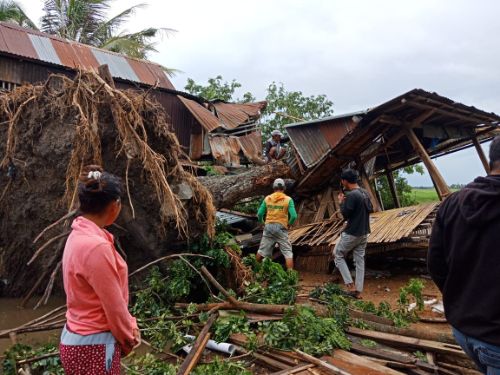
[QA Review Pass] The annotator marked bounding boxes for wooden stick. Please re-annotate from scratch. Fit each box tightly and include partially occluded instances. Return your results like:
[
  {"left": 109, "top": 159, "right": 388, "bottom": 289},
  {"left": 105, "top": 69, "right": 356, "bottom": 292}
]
[
  {"left": 129, "top": 253, "right": 212, "bottom": 277},
  {"left": 294, "top": 350, "right": 351, "bottom": 375},
  {"left": 176, "top": 313, "right": 217, "bottom": 375},
  {"left": 0, "top": 305, "right": 66, "bottom": 337},
  {"left": 175, "top": 301, "right": 291, "bottom": 315},
  {"left": 200, "top": 266, "right": 238, "bottom": 304},
  {"left": 27, "top": 231, "right": 71, "bottom": 266},
  {"left": 0, "top": 323, "right": 65, "bottom": 338},
  {"left": 270, "top": 364, "right": 315, "bottom": 375},
  {"left": 233, "top": 344, "right": 291, "bottom": 371},
  {"left": 33, "top": 210, "right": 77, "bottom": 243},
  {"left": 17, "top": 351, "right": 60, "bottom": 365}
]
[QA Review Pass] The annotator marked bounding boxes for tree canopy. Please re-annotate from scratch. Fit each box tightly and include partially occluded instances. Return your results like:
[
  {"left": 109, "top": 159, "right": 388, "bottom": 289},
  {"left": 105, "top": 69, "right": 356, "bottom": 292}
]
[{"left": 0, "top": 0, "right": 171, "bottom": 60}]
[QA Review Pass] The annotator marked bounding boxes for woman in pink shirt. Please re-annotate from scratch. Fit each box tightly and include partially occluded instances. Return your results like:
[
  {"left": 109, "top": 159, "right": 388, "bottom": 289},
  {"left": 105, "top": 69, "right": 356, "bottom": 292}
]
[{"left": 60, "top": 165, "right": 139, "bottom": 375}]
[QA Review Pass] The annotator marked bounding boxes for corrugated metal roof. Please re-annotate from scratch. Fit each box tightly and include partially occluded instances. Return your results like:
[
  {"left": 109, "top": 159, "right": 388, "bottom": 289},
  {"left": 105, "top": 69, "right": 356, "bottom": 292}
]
[
  {"left": 92, "top": 48, "right": 139, "bottom": 82},
  {"left": 178, "top": 96, "right": 222, "bottom": 132},
  {"left": 28, "top": 34, "right": 61, "bottom": 65},
  {"left": 286, "top": 125, "right": 331, "bottom": 167},
  {"left": 0, "top": 22, "right": 174, "bottom": 90},
  {"left": 208, "top": 136, "right": 241, "bottom": 166},
  {"left": 212, "top": 101, "right": 267, "bottom": 130},
  {"left": 216, "top": 211, "right": 247, "bottom": 225},
  {"left": 238, "top": 131, "right": 263, "bottom": 163}
]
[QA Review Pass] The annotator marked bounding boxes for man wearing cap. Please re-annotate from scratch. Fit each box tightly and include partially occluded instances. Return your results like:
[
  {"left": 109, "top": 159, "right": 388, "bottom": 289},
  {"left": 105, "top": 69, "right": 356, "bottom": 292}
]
[
  {"left": 334, "top": 169, "right": 373, "bottom": 299},
  {"left": 264, "top": 130, "right": 288, "bottom": 162},
  {"left": 256, "top": 178, "right": 297, "bottom": 270}
]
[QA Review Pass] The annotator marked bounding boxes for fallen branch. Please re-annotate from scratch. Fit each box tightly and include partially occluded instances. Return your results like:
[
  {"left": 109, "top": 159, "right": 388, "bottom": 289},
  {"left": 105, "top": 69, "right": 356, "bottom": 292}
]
[
  {"left": 129, "top": 253, "right": 213, "bottom": 277},
  {"left": 176, "top": 313, "right": 218, "bottom": 375}
]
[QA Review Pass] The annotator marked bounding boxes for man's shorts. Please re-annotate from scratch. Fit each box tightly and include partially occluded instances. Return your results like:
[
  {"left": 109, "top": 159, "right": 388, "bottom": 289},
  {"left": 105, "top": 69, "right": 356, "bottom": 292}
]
[{"left": 257, "top": 223, "right": 293, "bottom": 259}]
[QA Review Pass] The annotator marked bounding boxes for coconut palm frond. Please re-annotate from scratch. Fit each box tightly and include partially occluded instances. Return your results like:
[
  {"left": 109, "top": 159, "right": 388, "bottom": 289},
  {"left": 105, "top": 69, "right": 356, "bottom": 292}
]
[{"left": 0, "top": 0, "right": 37, "bottom": 29}]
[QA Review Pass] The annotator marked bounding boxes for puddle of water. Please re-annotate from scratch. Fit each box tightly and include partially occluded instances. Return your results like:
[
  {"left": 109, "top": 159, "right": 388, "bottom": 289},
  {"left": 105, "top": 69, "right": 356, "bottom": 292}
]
[{"left": 0, "top": 297, "right": 65, "bottom": 354}]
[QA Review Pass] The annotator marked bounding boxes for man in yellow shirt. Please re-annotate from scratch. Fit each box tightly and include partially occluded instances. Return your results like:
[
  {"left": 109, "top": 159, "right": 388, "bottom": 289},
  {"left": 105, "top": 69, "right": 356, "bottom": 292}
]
[{"left": 256, "top": 178, "right": 298, "bottom": 270}]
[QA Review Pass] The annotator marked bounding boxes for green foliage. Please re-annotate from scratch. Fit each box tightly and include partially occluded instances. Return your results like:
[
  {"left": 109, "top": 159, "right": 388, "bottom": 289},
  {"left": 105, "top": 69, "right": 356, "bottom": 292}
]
[
  {"left": 125, "top": 353, "right": 177, "bottom": 375},
  {"left": 360, "top": 339, "right": 378, "bottom": 349},
  {"left": 191, "top": 358, "right": 252, "bottom": 375},
  {"left": 413, "top": 351, "right": 428, "bottom": 362},
  {"left": 2, "top": 343, "right": 62, "bottom": 375},
  {"left": 185, "top": 75, "right": 255, "bottom": 102},
  {"left": 233, "top": 196, "right": 263, "bottom": 215},
  {"left": 263, "top": 306, "right": 350, "bottom": 355},
  {"left": 376, "top": 165, "right": 425, "bottom": 209},
  {"left": 0, "top": 0, "right": 37, "bottom": 28},
  {"left": 212, "top": 312, "right": 255, "bottom": 344},
  {"left": 243, "top": 256, "right": 298, "bottom": 304},
  {"left": 261, "top": 82, "right": 334, "bottom": 139},
  {"left": 351, "top": 278, "right": 425, "bottom": 328}
]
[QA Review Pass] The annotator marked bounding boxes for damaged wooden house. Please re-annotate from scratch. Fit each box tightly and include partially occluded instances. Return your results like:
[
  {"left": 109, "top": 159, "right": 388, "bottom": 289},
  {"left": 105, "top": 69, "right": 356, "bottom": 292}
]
[
  {"left": 284, "top": 89, "right": 500, "bottom": 272},
  {"left": 0, "top": 21, "right": 266, "bottom": 170}
]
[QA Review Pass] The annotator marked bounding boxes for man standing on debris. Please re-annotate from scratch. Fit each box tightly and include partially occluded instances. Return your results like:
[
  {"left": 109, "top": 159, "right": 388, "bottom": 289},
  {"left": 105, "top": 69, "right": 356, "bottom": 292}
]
[
  {"left": 256, "top": 178, "right": 297, "bottom": 270},
  {"left": 334, "top": 169, "right": 373, "bottom": 299},
  {"left": 264, "top": 130, "right": 288, "bottom": 162},
  {"left": 428, "top": 135, "right": 500, "bottom": 374}
]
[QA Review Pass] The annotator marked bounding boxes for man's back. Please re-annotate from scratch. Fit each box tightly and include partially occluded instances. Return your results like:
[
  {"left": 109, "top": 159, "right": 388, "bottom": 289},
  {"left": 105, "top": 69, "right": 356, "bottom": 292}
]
[
  {"left": 428, "top": 175, "right": 500, "bottom": 345},
  {"left": 340, "top": 188, "right": 371, "bottom": 236}
]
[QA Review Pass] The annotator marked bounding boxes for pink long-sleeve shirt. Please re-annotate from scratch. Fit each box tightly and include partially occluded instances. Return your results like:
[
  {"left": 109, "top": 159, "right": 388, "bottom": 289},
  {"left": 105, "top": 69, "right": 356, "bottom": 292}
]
[{"left": 62, "top": 216, "right": 137, "bottom": 353}]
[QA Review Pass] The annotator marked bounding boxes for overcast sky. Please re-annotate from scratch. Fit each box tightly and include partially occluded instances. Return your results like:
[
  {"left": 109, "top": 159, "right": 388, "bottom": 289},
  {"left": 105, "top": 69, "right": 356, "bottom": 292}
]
[{"left": 18, "top": 0, "right": 499, "bottom": 185}]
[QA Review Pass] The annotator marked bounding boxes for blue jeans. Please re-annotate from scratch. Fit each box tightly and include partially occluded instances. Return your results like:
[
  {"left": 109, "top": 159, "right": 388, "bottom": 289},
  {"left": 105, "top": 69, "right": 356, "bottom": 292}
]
[{"left": 453, "top": 327, "right": 500, "bottom": 374}]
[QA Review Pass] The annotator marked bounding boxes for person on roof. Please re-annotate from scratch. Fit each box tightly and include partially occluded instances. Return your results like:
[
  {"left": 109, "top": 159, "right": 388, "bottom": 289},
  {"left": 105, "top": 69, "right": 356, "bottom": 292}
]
[
  {"left": 256, "top": 178, "right": 297, "bottom": 270},
  {"left": 264, "top": 130, "right": 289, "bottom": 162},
  {"left": 333, "top": 169, "right": 373, "bottom": 299},
  {"left": 428, "top": 136, "right": 500, "bottom": 374}
]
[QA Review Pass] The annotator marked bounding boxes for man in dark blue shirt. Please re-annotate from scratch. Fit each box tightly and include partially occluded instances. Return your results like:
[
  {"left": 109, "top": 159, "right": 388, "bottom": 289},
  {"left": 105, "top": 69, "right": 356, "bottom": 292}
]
[{"left": 334, "top": 169, "right": 372, "bottom": 299}]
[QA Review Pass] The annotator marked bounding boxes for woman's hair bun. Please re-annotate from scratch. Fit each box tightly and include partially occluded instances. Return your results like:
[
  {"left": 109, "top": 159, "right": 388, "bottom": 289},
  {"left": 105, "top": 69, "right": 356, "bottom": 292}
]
[{"left": 80, "top": 164, "right": 105, "bottom": 193}]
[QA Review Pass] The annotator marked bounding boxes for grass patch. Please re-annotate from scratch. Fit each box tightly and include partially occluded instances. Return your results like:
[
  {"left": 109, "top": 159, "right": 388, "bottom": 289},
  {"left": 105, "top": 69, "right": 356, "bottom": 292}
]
[{"left": 410, "top": 188, "right": 459, "bottom": 204}]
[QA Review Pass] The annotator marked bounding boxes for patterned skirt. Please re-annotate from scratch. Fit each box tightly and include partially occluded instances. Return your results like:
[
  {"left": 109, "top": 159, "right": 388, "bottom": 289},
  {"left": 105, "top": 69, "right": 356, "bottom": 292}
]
[{"left": 59, "top": 326, "right": 121, "bottom": 375}]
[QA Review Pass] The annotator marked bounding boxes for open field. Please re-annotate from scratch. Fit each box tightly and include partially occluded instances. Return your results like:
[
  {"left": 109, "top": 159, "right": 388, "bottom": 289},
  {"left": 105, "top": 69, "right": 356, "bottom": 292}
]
[{"left": 411, "top": 188, "right": 440, "bottom": 203}]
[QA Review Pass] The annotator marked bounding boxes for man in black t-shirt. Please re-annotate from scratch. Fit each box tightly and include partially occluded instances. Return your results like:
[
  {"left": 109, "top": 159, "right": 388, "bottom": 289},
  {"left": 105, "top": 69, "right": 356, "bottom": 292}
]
[{"left": 333, "top": 169, "right": 372, "bottom": 299}]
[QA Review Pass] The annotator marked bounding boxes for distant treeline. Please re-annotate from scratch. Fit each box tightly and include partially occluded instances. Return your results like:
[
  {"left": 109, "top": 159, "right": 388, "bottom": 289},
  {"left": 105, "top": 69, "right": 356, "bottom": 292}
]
[{"left": 412, "top": 184, "right": 465, "bottom": 190}]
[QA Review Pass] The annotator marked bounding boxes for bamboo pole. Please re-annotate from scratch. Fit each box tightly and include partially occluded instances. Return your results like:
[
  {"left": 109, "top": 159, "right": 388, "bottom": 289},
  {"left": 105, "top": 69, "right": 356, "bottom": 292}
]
[{"left": 472, "top": 136, "right": 490, "bottom": 174}]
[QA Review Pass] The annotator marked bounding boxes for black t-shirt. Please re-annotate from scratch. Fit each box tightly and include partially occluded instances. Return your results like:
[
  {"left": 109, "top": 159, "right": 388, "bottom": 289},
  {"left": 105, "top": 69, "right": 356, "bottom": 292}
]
[{"left": 340, "top": 188, "right": 371, "bottom": 236}]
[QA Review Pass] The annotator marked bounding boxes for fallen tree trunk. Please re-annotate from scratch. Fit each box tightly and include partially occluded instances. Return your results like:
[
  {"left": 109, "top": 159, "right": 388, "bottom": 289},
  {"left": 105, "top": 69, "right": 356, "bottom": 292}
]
[{"left": 199, "top": 161, "right": 292, "bottom": 209}]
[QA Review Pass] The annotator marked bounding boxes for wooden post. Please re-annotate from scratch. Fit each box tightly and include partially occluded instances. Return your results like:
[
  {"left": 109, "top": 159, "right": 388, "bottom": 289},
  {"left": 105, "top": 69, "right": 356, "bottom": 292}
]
[
  {"left": 386, "top": 169, "right": 401, "bottom": 208},
  {"left": 472, "top": 136, "right": 490, "bottom": 174},
  {"left": 357, "top": 161, "right": 382, "bottom": 212},
  {"left": 429, "top": 175, "right": 442, "bottom": 201},
  {"left": 404, "top": 127, "right": 451, "bottom": 199}
]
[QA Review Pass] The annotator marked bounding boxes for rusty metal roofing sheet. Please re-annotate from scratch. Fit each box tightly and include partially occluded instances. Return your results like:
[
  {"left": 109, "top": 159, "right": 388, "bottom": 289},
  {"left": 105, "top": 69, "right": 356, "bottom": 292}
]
[
  {"left": 28, "top": 34, "right": 61, "bottom": 65},
  {"left": 208, "top": 136, "right": 241, "bottom": 166},
  {"left": 286, "top": 124, "right": 331, "bottom": 167},
  {"left": 0, "top": 23, "right": 37, "bottom": 59},
  {"left": 238, "top": 131, "right": 263, "bottom": 163},
  {"left": 92, "top": 48, "right": 139, "bottom": 82},
  {"left": 0, "top": 22, "right": 174, "bottom": 89},
  {"left": 178, "top": 96, "right": 221, "bottom": 132},
  {"left": 212, "top": 101, "right": 267, "bottom": 130}
]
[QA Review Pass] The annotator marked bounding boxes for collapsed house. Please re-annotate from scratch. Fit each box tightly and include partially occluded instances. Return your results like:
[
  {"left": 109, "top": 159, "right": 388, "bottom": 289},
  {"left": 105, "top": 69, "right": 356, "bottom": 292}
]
[
  {"left": 284, "top": 89, "right": 500, "bottom": 272},
  {"left": 0, "top": 22, "right": 266, "bottom": 168}
]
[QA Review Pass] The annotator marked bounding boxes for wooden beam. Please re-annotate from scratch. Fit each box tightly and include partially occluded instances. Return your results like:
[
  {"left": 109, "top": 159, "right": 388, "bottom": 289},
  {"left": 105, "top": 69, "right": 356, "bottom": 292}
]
[
  {"left": 403, "top": 127, "right": 451, "bottom": 199},
  {"left": 472, "top": 136, "right": 490, "bottom": 174},
  {"left": 386, "top": 170, "right": 400, "bottom": 208},
  {"left": 357, "top": 160, "right": 382, "bottom": 212}
]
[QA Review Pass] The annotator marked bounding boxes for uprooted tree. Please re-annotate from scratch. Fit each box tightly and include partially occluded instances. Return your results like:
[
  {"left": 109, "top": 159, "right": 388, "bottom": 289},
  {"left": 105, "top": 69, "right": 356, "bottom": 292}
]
[{"left": 0, "top": 70, "right": 288, "bottom": 298}]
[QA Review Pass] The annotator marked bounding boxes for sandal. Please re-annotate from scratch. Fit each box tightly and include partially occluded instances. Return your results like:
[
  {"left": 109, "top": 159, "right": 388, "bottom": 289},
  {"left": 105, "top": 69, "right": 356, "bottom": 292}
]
[{"left": 346, "top": 291, "right": 362, "bottom": 299}]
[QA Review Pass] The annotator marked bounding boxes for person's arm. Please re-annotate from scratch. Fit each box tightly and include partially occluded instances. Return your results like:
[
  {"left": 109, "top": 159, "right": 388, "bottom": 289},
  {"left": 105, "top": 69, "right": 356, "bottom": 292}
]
[
  {"left": 257, "top": 200, "right": 267, "bottom": 223},
  {"left": 85, "top": 244, "right": 138, "bottom": 355},
  {"left": 288, "top": 199, "right": 297, "bottom": 225},
  {"left": 340, "top": 192, "right": 356, "bottom": 219},
  {"left": 427, "top": 207, "right": 448, "bottom": 292}
]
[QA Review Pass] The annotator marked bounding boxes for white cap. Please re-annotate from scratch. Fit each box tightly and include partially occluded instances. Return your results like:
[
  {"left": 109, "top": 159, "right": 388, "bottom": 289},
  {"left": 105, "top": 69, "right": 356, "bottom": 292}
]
[
  {"left": 273, "top": 178, "right": 285, "bottom": 189},
  {"left": 271, "top": 130, "right": 284, "bottom": 137}
]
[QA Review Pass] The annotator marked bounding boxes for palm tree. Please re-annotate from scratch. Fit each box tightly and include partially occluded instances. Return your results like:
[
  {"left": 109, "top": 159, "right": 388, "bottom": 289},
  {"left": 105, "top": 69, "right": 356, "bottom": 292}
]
[
  {"left": 0, "top": 0, "right": 37, "bottom": 28},
  {"left": 0, "top": 0, "right": 173, "bottom": 60}
]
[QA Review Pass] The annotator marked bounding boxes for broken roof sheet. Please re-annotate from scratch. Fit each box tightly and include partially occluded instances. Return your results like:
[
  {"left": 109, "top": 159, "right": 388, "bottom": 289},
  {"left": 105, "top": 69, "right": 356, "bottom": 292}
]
[
  {"left": 178, "top": 97, "right": 267, "bottom": 133},
  {"left": 0, "top": 22, "right": 174, "bottom": 89}
]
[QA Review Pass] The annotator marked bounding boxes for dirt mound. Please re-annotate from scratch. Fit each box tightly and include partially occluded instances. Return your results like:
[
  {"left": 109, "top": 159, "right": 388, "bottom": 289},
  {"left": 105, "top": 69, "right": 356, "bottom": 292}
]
[{"left": 0, "top": 71, "right": 215, "bottom": 298}]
